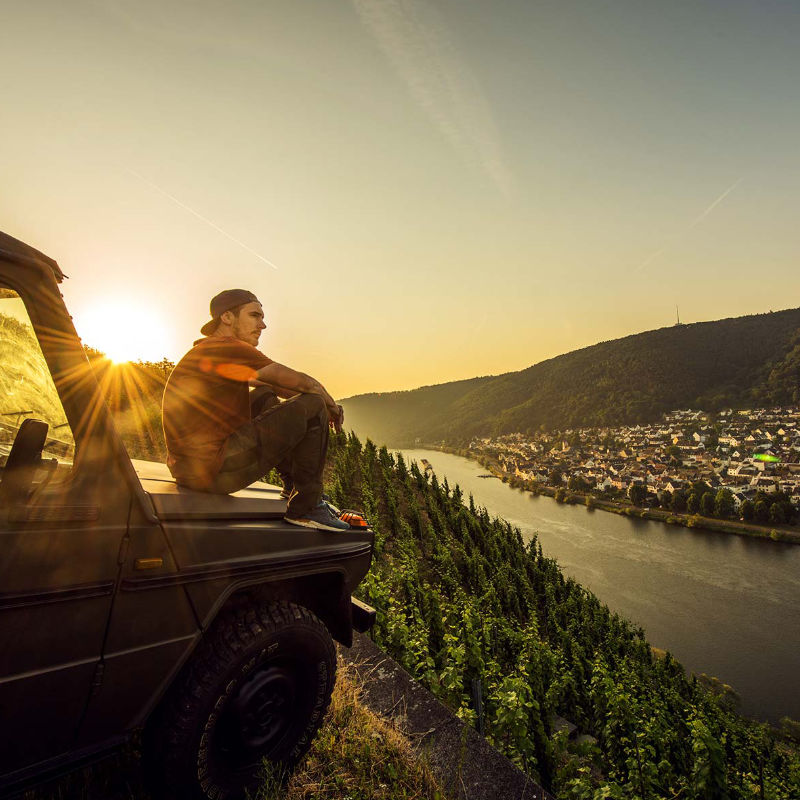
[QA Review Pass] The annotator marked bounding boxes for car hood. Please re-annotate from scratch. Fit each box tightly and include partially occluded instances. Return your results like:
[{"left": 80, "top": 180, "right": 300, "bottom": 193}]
[{"left": 131, "top": 459, "right": 287, "bottom": 521}]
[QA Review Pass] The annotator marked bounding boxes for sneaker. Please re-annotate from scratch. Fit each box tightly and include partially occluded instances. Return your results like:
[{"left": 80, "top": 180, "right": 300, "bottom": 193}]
[
  {"left": 322, "top": 497, "right": 341, "bottom": 516},
  {"left": 285, "top": 501, "right": 351, "bottom": 532}
]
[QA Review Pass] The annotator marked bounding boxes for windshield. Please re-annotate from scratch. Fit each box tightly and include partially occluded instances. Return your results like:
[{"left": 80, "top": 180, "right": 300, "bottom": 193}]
[{"left": 0, "top": 289, "right": 74, "bottom": 468}]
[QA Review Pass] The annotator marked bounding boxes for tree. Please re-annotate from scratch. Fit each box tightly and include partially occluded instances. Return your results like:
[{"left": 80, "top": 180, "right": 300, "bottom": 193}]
[
  {"left": 691, "top": 480, "right": 713, "bottom": 498},
  {"left": 567, "top": 474, "right": 588, "bottom": 492},
  {"left": 666, "top": 445, "right": 683, "bottom": 465},
  {"left": 714, "top": 488, "right": 735, "bottom": 519},
  {"left": 754, "top": 500, "right": 769, "bottom": 523},
  {"left": 687, "top": 493, "right": 700, "bottom": 514},
  {"left": 628, "top": 484, "right": 647, "bottom": 507},
  {"left": 689, "top": 717, "right": 729, "bottom": 800},
  {"left": 658, "top": 489, "right": 672, "bottom": 509},
  {"left": 700, "top": 492, "right": 715, "bottom": 517},
  {"left": 770, "top": 502, "right": 787, "bottom": 525},
  {"left": 767, "top": 491, "right": 795, "bottom": 524},
  {"left": 672, "top": 490, "right": 688, "bottom": 513},
  {"left": 548, "top": 468, "right": 563, "bottom": 487},
  {"left": 740, "top": 499, "right": 754, "bottom": 521}
]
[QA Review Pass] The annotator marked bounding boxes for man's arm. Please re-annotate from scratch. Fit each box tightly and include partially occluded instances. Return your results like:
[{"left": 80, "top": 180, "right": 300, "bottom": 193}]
[{"left": 255, "top": 362, "right": 343, "bottom": 430}]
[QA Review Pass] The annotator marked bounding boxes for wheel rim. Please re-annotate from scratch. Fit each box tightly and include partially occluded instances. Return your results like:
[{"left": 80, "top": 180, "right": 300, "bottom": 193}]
[{"left": 216, "top": 663, "right": 299, "bottom": 769}]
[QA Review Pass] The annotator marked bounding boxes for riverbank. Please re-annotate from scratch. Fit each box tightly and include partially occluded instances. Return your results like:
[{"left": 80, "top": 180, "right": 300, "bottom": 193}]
[{"left": 429, "top": 445, "right": 800, "bottom": 545}]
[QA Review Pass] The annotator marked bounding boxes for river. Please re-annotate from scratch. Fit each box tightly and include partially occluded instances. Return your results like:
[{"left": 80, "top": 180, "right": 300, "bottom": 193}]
[{"left": 398, "top": 448, "right": 800, "bottom": 725}]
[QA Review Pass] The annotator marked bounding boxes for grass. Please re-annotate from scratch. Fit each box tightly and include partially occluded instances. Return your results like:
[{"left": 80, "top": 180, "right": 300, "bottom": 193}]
[
  {"left": 23, "top": 660, "right": 449, "bottom": 800},
  {"left": 255, "top": 661, "right": 448, "bottom": 800}
]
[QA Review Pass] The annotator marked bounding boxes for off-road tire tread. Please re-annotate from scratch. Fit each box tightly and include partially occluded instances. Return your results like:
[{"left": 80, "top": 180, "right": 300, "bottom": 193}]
[{"left": 146, "top": 600, "right": 336, "bottom": 799}]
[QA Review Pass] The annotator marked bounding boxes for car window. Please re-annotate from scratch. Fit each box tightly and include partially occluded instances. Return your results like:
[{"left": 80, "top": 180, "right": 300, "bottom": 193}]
[{"left": 0, "top": 287, "right": 74, "bottom": 478}]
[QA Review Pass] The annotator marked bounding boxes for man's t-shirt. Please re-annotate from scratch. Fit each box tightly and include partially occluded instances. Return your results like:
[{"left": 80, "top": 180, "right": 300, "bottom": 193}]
[{"left": 162, "top": 337, "right": 273, "bottom": 488}]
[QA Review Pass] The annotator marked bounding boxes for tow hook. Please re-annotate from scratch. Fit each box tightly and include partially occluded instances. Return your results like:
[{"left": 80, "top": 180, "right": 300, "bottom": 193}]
[{"left": 351, "top": 596, "right": 376, "bottom": 633}]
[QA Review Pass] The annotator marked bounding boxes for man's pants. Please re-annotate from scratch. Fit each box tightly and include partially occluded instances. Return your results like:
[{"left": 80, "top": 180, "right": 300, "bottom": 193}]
[
  {"left": 248, "top": 387, "right": 293, "bottom": 492},
  {"left": 207, "top": 391, "right": 328, "bottom": 518}
]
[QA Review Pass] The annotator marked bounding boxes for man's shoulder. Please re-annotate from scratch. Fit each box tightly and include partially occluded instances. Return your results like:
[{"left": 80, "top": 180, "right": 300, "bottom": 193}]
[{"left": 173, "top": 337, "right": 271, "bottom": 373}]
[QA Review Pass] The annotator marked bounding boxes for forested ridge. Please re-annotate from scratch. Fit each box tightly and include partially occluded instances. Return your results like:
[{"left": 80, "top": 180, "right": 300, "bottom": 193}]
[
  {"left": 340, "top": 308, "right": 800, "bottom": 447},
  {"left": 325, "top": 433, "right": 800, "bottom": 798}
]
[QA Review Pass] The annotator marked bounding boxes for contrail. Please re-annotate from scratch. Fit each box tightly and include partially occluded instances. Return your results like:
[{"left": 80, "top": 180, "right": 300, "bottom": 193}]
[
  {"left": 634, "top": 177, "right": 743, "bottom": 273},
  {"left": 688, "top": 177, "right": 743, "bottom": 229},
  {"left": 127, "top": 168, "right": 279, "bottom": 270},
  {"left": 351, "top": 0, "right": 513, "bottom": 197},
  {"left": 636, "top": 247, "right": 665, "bottom": 272}
]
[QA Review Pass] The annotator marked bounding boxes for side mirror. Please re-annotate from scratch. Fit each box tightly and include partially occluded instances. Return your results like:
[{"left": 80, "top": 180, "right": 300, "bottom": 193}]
[{"left": 0, "top": 418, "right": 48, "bottom": 509}]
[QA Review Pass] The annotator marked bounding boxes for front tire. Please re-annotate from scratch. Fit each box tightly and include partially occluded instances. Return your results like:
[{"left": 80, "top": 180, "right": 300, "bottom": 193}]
[{"left": 146, "top": 601, "right": 336, "bottom": 799}]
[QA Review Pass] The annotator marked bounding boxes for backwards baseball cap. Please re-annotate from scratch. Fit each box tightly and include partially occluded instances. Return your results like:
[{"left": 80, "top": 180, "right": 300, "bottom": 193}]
[{"left": 200, "top": 289, "right": 260, "bottom": 336}]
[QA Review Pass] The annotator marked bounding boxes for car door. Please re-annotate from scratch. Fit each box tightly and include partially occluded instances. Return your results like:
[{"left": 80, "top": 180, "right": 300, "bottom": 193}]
[{"left": 0, "top": 284, "right": 129, "bottom": 778}]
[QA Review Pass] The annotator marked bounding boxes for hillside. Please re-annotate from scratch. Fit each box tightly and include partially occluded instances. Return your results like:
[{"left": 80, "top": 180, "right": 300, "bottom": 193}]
[
  {"left": 326, "top": 434, "right": 800, "bottom": 797},
  {"left": 340, "top": 308, "right": 800, "bottom": 446}
]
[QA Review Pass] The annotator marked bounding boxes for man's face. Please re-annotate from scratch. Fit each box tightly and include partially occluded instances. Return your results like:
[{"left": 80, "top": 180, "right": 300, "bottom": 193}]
[{"left": 231, "top": 301, "right": 266, "bottom": 346}]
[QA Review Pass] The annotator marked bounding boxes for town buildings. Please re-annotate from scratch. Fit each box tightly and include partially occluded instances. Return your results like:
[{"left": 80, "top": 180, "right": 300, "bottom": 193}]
[{"left": 467, "top": 407, "right": 800, "bottom": 507}]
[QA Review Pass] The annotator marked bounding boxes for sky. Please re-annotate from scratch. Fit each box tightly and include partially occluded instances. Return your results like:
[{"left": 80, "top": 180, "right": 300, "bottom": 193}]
[{"left": 2, "top": 0, "right": 799, "bottom": 398}]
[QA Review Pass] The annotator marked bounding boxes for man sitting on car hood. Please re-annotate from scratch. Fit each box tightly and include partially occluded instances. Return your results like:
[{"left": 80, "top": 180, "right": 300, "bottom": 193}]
[{"left": 162, "top": 288, "right": 350, "bottom": 532}]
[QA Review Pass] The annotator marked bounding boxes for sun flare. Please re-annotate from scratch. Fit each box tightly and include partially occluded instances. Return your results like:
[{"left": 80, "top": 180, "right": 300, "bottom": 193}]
[{"left": 76, "top": 302, "right": 169, "bottom": 363}]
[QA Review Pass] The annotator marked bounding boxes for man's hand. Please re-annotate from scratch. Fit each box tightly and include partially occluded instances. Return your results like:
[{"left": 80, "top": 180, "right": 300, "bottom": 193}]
[
  {"left": 255, "top": 362, "right": 341, "bottom": 424},
  {"left": 329, "top": 404, "right": 344, "bottom": 434}
]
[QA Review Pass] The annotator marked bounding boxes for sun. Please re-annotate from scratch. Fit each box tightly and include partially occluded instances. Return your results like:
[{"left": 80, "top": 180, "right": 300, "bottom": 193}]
[{"left": 76, "top": 302, "right": 170, "bottom": 363}]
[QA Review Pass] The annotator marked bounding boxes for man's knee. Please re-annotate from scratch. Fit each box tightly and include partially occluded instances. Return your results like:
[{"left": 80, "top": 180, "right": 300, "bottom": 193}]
[{"left": 250, "top": 386, "right": 280, "bottom": 417}]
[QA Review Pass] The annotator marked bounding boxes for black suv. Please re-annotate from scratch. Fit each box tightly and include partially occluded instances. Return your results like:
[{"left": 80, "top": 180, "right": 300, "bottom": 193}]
[{"left": 0, "top": 231, "right": 375, "bottom": 798}]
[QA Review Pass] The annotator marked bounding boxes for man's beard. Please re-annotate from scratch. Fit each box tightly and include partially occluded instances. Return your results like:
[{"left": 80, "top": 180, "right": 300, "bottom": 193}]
[{"left": 233, "top": 320, "right": 257, "bottom": 344}]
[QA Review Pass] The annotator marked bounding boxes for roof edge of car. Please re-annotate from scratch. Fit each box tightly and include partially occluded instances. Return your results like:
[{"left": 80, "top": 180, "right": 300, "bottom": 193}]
[{"left": 0, "top": 230, "right": 65, "bottom": 283}]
